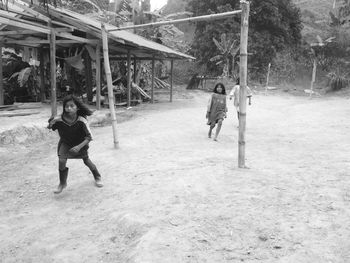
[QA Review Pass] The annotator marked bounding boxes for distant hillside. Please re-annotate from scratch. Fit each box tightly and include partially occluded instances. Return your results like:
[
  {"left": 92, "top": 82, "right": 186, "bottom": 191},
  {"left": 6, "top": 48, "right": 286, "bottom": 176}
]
[{"left": 294, "top": 0, "right": 334, "bottom": 43}]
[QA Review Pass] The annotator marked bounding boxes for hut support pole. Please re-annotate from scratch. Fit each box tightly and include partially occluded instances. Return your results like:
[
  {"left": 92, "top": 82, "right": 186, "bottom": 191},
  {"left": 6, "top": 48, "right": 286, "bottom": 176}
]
[
  {"left": 84, "top": 49, "right": 93, "bottom": 102},
  {"left": 39, "top": 47, "right": 46, "bottom": 102},
  {"left": 101, "top": 23, "right": 119, "bottom": 148},
  {"left": 49, "top": 22, "right": 57, "bottom": 116},
  {"left": 127, "top": 50, "right": 131, "bottom": 108},
  {"left": 0, "top": 42, "right": 3, "bottom": 105},
  {"left": 95, "top": 44, "right": 101, "bottom": 110},
  {"left": 151, "top": 55, "right": 155, "bottom": 104},
  {"left": 238, "top": 1, "right": 250, "bottom": 168},
  {"left": 170, "top": 60, "right": 174, "bottom": 102}
]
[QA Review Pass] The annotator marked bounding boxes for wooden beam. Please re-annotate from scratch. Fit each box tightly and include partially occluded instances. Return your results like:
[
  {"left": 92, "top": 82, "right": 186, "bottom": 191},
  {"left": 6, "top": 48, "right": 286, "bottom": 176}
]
[
  {"left": 0, "top": 30, "right": 41, "bottom": 36},
  {"left": 109, "top": 10, "right": 242, "bottom": 32},
  {"left": 127, "top": 50, "right": 131, "bottom": 108},
  {"left": 170, "top": 60, "right": 174, "bottom": 102},
  {"left": 0, "top": 10, "right": 50, "bottom": 32},
  {"left": 0, "top": 42, "right": 3, "bottom": 105},
  {"left": 3, "top": 39, "right": 87, "bottom": 44},
  {"left": 56, "top": 32, "right": 100, "bottom": 44},
  {"left": 49, "top": 22, "right": 57, "bottom": 116},
  {"left": 238, "top": 1, "right": 250, "bottom": 168},
  {"left": 95, "top": 44, "right": 101, "bottom": 110},
  {"left": 101, "top": 23, "right": 119, "bottom": 149},
  {"left": 0, "top": 17, "right": 50, "bottom": 34}
]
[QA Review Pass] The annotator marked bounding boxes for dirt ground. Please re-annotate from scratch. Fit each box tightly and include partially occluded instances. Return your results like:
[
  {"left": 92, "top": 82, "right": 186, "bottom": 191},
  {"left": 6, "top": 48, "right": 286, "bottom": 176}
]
[{"left": 1, "top": 86, "right": 350, "bottom": 263}]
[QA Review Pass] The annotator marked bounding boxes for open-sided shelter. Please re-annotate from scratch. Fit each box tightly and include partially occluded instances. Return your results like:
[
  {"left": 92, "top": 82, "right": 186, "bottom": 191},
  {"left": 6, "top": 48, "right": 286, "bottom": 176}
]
[{"left": 0, "top": 0, "right": 195, "bottom": 113}]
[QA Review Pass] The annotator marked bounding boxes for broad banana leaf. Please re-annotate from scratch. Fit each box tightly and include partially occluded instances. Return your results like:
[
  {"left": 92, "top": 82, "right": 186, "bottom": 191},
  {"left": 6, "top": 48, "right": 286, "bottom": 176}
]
[{"left": 213, "top": 38, "right": 225, "bottom": 54}]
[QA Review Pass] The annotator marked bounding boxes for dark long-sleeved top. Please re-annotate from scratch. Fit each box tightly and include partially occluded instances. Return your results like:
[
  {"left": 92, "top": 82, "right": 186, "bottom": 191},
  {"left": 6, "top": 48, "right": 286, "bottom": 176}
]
[{"left": 50, "top": 115, "right": 92, "bottom": 147}]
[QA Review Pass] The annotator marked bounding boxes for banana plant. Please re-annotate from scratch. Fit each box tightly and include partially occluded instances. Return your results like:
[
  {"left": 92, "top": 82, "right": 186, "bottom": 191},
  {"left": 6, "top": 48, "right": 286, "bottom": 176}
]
[{"left": 210, "top": 33, "right": 240, "bottom": 77}]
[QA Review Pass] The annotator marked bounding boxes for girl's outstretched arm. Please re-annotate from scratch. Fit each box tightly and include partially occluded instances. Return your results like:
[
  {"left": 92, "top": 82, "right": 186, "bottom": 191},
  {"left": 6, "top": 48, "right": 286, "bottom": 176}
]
[{"left": 70, "top": 139, "right": 90, "bottom": 154}]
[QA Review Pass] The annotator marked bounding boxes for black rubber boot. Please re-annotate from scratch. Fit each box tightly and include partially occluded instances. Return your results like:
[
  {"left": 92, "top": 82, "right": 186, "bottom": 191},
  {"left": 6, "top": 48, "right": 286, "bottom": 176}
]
[
  {"left": 92, "top": 169, "right": 103, "bottom": 188},
  {"left": 54, "top": 168, "right": 68, "bottom": 194}
]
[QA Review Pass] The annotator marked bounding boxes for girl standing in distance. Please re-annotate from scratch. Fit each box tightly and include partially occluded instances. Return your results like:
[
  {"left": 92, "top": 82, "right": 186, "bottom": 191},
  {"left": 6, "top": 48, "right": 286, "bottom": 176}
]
[
  {"left": 206, "top": 83, "right": 228, "bottom": 141},
  {"left": 48, "top": 95, "right": 103, "bottom": 194},
  {"left": 229, "top": 78, "right": 252, "bottom": 122}
]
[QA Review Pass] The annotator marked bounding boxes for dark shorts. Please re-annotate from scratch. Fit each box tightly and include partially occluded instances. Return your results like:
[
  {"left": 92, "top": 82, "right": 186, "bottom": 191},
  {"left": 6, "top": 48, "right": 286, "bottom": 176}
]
[{"left": 57, "top": 141, "right": 89, "bottom": 159}]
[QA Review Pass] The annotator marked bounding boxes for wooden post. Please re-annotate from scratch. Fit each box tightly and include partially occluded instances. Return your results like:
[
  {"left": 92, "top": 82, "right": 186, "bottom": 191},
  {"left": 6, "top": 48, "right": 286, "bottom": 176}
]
[
  {"left": 127, "top": 50, "right": 131, "bottom": 108},
  {"left": 238, "top": 1, "right": 250, "bottom": 168},
  {"left": 310, "top": 58, "right": 317, "bottom": 98},
  {"left": 265, "top": 62, "right": 271, "bottom": 95},
  {"left": 84, "top": 49, "right": 93, "bottom": 102},
  {"left": 39, "top": 47, "right": 46, "bottom": 102},
  {"left": 170, "top": 60, "right": 174, "bottom": 102},
  {"left": 0, "top": 42, "right": 3, "bottom": 106},
  {"left": 133, "top": 56, "right": 137, "bottom": 83},
  {"left": 95, "top": 44, "right": 101, "bottom": 110},
  {"left": 151, "top": 55, "right": 155, "bottom": 103},
  {"left": 101, "top": 23, "right": 119, "bottom": 149},
  {"left": 49, "top": 22, "right": 57, "bottom": 116}
]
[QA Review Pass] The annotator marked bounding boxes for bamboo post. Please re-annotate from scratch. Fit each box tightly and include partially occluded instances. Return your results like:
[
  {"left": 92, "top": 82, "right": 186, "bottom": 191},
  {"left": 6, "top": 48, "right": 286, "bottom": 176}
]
[
  {"left": 39, "top": 47, "right": 46, "bottom": 102},
  {"left": 95, "top": 44, "right": 101, "bottom": 110},
  {"left": 127, "top": 50, "right": 131, "bottom": 108},
  {"left": 49, "top": 22, "right": 57, "bottom": 116},
  {"left": 265, "top": 62, "right": 271, "bottom": 95},
  {"left": 170, "top": 60, "right": 174, "bottom": 102},
  {"left": 133, "top": 56, "right": 137, "bottom": 83},
  {"left": 310, "top": 58, "right": 317, "bottom": 98},
  {"left": 101, "top": 23, "right": 119, "bottom": 148},
  {"left": 0, "top": 42, "right": 3, "bottom": 106},
  {"left": 238, "top": 0, "right": 250, "bottom": 168},
  {"left": 151, "top": 55, "right": 155, "bottom": 103}
]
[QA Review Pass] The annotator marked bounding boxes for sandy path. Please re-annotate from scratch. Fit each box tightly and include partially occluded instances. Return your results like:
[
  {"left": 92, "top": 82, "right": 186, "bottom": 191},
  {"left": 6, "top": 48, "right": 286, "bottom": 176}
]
[{"left": 1, "top": 90, "right": 350, "bottom": 262}]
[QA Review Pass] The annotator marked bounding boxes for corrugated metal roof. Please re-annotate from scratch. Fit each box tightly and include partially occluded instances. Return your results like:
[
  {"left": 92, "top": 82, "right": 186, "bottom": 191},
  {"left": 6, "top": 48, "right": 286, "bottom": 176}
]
[
  {"left": 51, "top": 7, "right": 195, "bottom": 60},
  {"left": 0, "top": 1, "right": 195, "bottom": 60}
]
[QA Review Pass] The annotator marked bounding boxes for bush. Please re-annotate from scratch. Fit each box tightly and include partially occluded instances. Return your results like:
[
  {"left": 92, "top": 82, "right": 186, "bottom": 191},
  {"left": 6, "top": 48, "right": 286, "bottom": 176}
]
[{"left": 327, "top": 72, "right": 349, "bottom": 91}]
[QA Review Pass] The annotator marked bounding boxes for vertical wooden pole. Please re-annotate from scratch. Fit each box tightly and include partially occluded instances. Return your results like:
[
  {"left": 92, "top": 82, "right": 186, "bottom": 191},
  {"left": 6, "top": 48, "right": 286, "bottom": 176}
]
[
  {"left": 101, "top": 23, "right": 119, "bottom": 149},
  {"left": 0, "top": 42, "right": 3, "bottom": 106},
  {"left": 238, "top": 1, "right": 250, "bottom": 168},
  {"left": 170, "top": 60, "right": 173, "bottom": 102},
  {"left": 133, "top": 56, "right": 137, "bottom": 83},
  {"left": 127, "top": 50, "right": 131, "bottom": 108},
  {"left": 39, "top": 47, "right": 46, "bottom": 102},
  {"left": 310, "top": 59, "right": 317, "bottom": 98},
  {"left": 49, "top": 22, "right": 57, "bottom": 116},
  {"left": 84, "top": 49, "right": 93, "bottom": 102},
  {"left": 95, "top": 44, "right": 101, "bottom": 110},
  {"left": 265, "top": 62, "right": 271, "bottom": 95},
  {"left": 151, "top": 55, "right": 155, "bottom": 103}
]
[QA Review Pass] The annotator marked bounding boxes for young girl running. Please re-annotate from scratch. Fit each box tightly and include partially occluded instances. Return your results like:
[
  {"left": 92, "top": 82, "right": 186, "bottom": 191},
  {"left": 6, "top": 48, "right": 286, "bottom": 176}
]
[
  {"left": 48, "top": 95, "right": 103, "bottom": 194},
  {"left": 206, "top": 83, "right": 228, "bottom": 141}
]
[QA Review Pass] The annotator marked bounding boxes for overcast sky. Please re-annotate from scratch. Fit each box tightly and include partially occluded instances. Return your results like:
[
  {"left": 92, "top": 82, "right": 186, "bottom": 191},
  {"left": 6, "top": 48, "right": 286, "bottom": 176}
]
[{"left": 150, "top": 0, "right": 167, "bottom": 11}]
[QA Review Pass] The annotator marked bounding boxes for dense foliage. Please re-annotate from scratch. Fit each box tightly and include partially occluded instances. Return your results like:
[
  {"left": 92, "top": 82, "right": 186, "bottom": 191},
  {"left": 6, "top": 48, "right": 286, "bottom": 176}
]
[{"left": 187, "top": 0, "right": 303, "bottom": 81}]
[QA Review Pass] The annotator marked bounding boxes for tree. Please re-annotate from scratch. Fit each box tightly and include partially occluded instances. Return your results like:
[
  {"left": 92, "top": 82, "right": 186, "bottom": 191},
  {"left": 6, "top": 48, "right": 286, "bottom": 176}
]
[{"left": 187, "top": 0, "right": 303, "bottom": 80}]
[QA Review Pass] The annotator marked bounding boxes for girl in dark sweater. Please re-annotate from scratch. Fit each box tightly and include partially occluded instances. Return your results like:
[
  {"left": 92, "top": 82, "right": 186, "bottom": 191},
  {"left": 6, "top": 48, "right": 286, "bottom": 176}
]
[{"left": 48, "top": 95, "right": 103, "bottom": 194}]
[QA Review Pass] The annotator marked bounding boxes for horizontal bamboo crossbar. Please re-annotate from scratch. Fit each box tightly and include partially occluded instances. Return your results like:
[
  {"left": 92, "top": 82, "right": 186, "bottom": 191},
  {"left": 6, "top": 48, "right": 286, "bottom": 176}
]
[{"left": 108, "top": 10, "right": 242, "bottom": 32}]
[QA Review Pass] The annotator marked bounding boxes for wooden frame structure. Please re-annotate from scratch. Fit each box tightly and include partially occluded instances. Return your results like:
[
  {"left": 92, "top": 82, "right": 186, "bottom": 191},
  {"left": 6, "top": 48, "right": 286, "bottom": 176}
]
[{"left": 0, "top": 0, "right": 194, "bottom": 110}]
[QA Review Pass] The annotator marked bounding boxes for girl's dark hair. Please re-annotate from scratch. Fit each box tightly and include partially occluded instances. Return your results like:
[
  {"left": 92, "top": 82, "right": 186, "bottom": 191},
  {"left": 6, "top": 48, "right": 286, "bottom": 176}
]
[
  {"left": 62, "top": 95, "right": 93, "bottom": 117},
  {"left": 213, "top": 82, "right": 226, "bottom": 95},
  {"left": 236, "top": 78, "right": 240, "bottom": 85}
]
